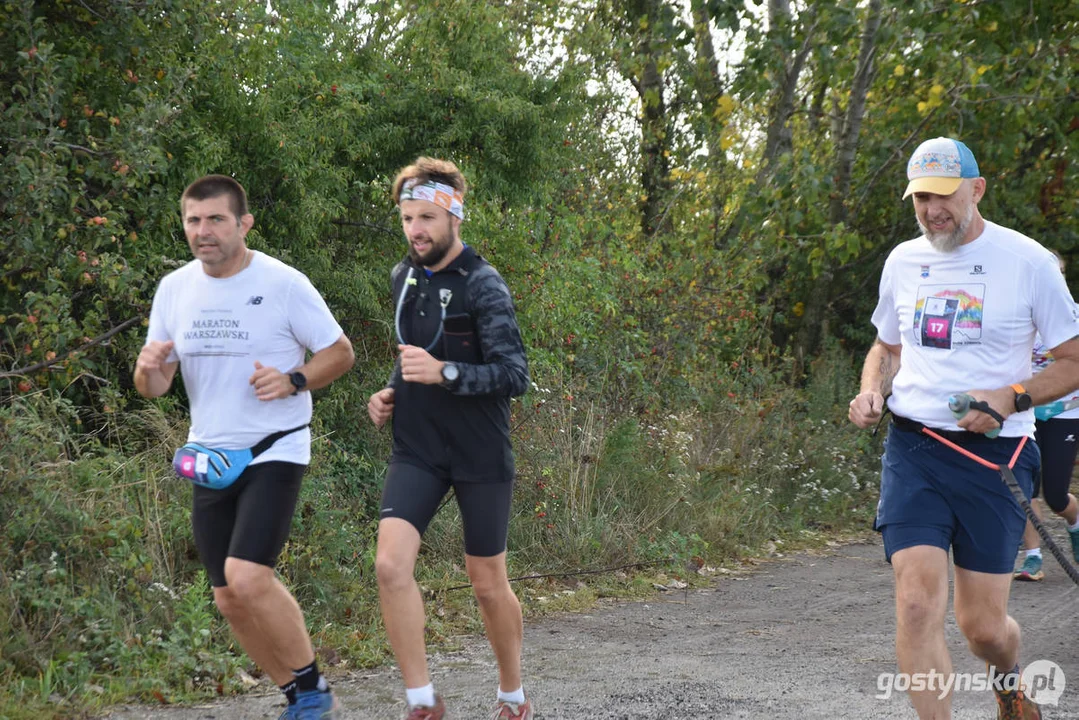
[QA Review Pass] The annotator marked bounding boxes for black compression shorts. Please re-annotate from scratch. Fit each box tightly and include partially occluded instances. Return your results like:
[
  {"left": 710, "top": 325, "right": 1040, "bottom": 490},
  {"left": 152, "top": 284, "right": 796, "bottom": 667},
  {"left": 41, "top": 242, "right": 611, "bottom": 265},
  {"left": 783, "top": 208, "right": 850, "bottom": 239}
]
[
  {"left": 191, "top": 461, "right": 306, "bottom": 587},
  {"left": 1034, "top": 418, "right": 1079, "bottom": 513},
  {"left": 380, "top": 461, "right": 514, "bottom": 557}
]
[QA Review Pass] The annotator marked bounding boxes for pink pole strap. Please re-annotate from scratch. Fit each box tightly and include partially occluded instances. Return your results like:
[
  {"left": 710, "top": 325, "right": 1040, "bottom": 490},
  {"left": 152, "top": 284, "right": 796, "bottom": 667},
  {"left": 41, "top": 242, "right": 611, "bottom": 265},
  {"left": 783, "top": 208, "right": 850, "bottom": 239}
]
[{"left": 920, "top": 429, "right": 1028, "bottom": 472}]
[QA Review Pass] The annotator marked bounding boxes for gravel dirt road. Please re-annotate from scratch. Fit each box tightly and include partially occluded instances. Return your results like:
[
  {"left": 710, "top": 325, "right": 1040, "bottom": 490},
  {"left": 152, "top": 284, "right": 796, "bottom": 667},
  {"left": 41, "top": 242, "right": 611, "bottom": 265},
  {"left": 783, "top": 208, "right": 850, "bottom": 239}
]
[{"left": 101, "top": 536, "right": 1079, "bottom": 719}]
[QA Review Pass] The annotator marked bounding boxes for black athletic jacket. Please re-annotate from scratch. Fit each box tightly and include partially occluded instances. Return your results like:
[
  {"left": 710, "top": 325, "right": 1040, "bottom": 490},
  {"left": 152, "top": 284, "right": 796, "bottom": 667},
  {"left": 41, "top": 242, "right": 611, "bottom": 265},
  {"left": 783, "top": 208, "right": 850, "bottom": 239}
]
[{"left": 387, "top": 245, "right": 529, "bottom": 482}]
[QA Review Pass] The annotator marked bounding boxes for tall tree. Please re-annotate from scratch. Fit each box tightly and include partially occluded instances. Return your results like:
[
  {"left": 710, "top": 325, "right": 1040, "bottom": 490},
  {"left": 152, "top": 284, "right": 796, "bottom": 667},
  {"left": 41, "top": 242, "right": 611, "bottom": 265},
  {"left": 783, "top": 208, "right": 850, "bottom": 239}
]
[
  {"left": 717, "top": 1, "right": 819, "bottom": 248},
  {"left": 569, "top": 0, "right": 688, "bottom": 237},
  {"left": 792, "top": 0, "right": 882, "bottom": 369},
  {"left": 689, "top": 0, "right": 726, "bottom": 163}
]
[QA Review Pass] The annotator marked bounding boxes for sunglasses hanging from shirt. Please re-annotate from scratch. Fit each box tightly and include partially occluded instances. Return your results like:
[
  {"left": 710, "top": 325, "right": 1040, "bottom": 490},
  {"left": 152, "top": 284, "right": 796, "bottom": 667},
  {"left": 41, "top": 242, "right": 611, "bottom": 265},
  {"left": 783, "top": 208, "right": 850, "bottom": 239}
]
[{"left": 394, "top": 267, "right": 452, "bottom": 351}]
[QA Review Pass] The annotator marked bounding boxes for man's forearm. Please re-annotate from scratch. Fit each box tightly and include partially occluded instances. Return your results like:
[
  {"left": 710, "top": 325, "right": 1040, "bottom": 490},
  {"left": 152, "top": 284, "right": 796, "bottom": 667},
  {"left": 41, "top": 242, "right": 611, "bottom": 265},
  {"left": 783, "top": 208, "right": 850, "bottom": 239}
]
[
  {"left": 452, "top": 357, "right": 529, "bottom": 398},
  {"left": 298, "top": 336, "right": 355, "bottom": 391},
  {"left": 134, "top": 367, "right": 172, "bottom": 398},
  {"left": 297, "top": 335, "right": 355, "bottom": 391},
  {"left": 1022, "top": 356, "right": 1079, "bottom": 406},
  {"left": 860, "top": 340, "right": 900, "bottom": 396}
]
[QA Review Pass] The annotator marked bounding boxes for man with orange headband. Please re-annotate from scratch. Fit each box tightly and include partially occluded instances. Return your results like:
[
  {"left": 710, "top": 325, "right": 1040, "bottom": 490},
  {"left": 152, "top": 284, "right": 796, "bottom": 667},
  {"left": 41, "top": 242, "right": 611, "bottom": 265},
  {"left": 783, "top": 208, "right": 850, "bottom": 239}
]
[
  {"left": 367, "top": 157, "right": 532, "bottom": 719},
  {"left": 849, "top": 137, "right": 1079, "bottom": 719}
]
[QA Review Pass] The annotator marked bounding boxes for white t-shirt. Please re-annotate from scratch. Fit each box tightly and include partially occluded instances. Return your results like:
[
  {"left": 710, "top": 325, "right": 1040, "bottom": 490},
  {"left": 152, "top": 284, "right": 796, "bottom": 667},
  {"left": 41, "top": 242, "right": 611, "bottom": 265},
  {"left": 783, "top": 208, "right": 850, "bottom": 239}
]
[
  {"left": 1032, "top": 332, "right": 1079, "bottom": 420},
  {"left": 145, "top": 251, "right": 344, "bottom": 464},
  {"left": 872, "top": 221, "right": 1079, "bottom": 436}
]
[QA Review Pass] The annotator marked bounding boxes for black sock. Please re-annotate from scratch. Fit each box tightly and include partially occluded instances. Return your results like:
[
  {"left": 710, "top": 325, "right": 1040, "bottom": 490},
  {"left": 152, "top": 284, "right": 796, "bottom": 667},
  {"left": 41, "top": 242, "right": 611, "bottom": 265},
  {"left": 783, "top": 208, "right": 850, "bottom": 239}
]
[
  {"left": 280, "top": 680, "right": 298, "bottom": 705},
  {"left": 992, "top": 664, "right": 1021, "bottom": 693},
  {"left": 293, "top": 659, "right": 321, "bottom": 693}
]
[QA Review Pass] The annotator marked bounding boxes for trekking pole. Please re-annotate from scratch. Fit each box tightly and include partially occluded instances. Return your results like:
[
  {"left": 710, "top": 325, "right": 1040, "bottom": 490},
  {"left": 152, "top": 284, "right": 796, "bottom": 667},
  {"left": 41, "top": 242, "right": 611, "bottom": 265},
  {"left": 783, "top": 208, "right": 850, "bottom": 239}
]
[
  {"left": 941, "top": 394, "right": 1079, "bottom": 587},
  {"left": 1034, "top": 397, "right": 1079, "bottom": 422}
]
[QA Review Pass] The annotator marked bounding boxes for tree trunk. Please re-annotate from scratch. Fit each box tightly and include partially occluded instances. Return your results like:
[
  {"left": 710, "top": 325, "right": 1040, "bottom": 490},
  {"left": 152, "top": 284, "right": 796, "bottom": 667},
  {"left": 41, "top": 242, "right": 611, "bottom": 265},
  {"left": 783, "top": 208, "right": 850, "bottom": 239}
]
[
  {"left": 633, "top": 0, "right": 670, "bottom": 238},
  {"left": 829, "top": 0, "right": 882, "bottom": 225},
  {"left": 718, "top": 5, "right": 817, "bottom": 247},
  {"left": 794, "top": 0, "right": 883, "bottom": 375},
  {"left": 690, "top": 0, "right": 725, "bottom": 161},
  {"left": 757, "top": 7, "right": 816, "bottom": 182},
  {"left": 639, "top": 44, "right": 670, "bottom": 237}
]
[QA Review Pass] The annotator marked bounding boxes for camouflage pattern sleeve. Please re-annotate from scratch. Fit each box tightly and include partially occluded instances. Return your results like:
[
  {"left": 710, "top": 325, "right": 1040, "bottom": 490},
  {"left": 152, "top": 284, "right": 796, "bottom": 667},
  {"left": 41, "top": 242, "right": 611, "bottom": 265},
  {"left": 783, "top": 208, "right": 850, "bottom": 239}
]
[
  {"left": 386, "top": 261, "right": 407, "bottom": 389},
  {"left": 454, "top": 265, "right": 529, "bottom": 397}
]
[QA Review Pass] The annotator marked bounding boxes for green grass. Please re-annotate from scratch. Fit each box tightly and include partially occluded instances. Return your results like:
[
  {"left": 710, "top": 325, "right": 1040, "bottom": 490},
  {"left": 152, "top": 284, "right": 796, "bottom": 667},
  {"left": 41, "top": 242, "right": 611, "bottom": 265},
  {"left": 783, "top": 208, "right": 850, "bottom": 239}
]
[{"left": 0, "top": 344, "right": 882, "bottom": 719}]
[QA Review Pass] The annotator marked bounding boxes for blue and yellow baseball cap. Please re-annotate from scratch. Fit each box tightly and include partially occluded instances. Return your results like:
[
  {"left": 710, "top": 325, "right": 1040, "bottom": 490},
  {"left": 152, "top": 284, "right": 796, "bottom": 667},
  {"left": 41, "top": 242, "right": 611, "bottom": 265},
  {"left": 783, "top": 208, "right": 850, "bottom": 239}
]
[{"left": 903, "top": 137, "right": 980, "bottom": 199}]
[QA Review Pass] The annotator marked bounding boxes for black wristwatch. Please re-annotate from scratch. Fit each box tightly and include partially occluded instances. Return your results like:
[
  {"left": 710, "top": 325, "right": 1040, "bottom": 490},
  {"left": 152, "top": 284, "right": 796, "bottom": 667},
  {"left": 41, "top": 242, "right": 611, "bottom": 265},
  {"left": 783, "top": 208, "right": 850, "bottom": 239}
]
[
  {"left": 440, "top": 362, "right": 459, "bottom": 388},
  {"left": 289, "top": 371, "right": 308, "bottom": 396},
  {"left": 1011, "top": 383, "right": 1033, "bottom": 412}
]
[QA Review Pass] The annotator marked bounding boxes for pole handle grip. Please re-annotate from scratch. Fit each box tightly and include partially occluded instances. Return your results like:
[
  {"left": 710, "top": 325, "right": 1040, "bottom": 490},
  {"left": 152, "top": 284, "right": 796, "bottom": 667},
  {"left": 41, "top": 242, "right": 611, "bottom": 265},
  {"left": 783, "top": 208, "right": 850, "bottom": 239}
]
[{"left": 948, "top": 393, "right": 1002, "bottom": 438}]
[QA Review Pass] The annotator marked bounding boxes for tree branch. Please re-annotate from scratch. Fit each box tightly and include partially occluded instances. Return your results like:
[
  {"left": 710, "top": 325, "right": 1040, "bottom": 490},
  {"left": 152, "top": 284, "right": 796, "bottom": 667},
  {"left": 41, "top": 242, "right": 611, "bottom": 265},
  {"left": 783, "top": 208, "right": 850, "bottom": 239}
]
[
  {"left": 851, "top": 102, "right": 944, "bottom": 214},
  {"left": 330, "top": 218, "right": 398, "bottom": 238},
  {"left": 0, "top": 316, "right": 143, "bottom": 379},
  {"left": 1, "top": 137, "right": 102, "bottom": 156}
]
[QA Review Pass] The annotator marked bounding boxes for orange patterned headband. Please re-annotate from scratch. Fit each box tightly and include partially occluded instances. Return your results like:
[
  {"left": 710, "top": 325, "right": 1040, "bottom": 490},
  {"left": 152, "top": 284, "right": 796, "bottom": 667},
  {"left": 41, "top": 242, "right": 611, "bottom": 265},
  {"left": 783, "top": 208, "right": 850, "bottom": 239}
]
[{"left": 399, "top": 179, "right": 464, "bottom": 219}]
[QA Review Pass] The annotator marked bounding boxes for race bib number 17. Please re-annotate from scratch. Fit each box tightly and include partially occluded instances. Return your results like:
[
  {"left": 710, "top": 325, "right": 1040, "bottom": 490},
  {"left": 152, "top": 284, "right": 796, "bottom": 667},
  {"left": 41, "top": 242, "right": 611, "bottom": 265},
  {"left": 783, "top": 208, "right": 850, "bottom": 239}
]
[{"left": 920, "top": 296, "right": 958, "bottom": 349}]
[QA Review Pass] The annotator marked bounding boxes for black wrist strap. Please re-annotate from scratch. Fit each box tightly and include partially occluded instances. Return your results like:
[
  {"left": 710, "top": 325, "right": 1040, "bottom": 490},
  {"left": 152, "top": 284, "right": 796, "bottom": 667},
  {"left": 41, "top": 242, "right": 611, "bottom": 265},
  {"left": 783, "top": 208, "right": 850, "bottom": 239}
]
[
  {"left": 251, "top": 424, "right": 309, "bottom": 457},
  {"left": 967, "top": 400, "right": 1006, "bottom": 427},
  {"left": 872, "top": 400, "right": 893, "bottom": 437}
]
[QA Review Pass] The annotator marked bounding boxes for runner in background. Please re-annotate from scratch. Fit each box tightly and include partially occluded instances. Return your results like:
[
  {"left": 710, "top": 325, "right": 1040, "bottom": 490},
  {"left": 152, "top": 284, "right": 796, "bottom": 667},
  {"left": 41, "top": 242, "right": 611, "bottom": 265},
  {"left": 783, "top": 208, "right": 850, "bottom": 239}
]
[{"left": 1014, "top": 249, "right": 1079, "bottom": 581}]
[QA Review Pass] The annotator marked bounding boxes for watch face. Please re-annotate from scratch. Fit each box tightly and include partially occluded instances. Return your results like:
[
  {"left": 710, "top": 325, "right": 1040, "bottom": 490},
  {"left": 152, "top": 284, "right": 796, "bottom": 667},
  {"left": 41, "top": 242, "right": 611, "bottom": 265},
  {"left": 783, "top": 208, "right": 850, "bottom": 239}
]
[
  {"left": 443, "top": 363, "right": 459, "bottom": 381},
  {"left": 1016, "top": 394, "right": 1033, "bottom": 412},
  {"left": 290, "top": 372, "right": 307, "bottom": 390}
]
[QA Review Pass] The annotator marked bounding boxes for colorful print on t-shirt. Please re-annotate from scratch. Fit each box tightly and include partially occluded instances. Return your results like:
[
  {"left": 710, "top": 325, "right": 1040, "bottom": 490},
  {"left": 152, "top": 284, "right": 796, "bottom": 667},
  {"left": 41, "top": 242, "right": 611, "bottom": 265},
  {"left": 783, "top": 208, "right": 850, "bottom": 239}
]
[{"left": 913, "top": 284, "right": 985, "bottom": 349}]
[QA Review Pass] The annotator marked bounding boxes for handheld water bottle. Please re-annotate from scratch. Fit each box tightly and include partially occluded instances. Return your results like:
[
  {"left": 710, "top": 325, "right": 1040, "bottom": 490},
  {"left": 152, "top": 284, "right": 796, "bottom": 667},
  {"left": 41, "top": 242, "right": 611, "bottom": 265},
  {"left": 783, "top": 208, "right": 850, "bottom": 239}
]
[{"left": 948, "top": 393, "right": 1001, "bottom": 438}]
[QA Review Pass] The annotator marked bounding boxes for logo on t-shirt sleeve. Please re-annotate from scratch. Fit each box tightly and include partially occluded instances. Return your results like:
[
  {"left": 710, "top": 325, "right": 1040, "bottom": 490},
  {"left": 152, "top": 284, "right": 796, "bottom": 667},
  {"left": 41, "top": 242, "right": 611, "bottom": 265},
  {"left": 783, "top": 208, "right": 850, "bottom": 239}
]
[{"left": 913, "top": 284, "right": 984, "bottom": 349}]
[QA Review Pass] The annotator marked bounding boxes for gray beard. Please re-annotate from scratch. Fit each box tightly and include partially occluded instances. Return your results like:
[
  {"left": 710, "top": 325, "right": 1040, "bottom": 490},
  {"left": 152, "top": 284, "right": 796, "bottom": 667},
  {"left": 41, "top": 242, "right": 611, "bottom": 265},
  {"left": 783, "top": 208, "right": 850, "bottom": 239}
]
[{"left": 919, "top": 205, "right": 973, "bottom": 253}]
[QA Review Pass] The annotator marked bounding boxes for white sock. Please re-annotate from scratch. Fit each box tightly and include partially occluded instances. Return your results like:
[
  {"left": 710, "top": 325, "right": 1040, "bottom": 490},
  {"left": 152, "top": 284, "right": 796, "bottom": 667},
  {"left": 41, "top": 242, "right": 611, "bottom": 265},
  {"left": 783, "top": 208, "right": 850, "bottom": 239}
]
[
  {"left": 1026, "top": 548, "right": 1042, "bottom": 559},
  {"left": 406, "top": 684, "right": 436, "bottom": 708},
  {"left": 498, "top": 686, "right": 526, "bottom": 704},
  {"left": 1068, "top": 517, "right": 1079, "bottom": 532}
]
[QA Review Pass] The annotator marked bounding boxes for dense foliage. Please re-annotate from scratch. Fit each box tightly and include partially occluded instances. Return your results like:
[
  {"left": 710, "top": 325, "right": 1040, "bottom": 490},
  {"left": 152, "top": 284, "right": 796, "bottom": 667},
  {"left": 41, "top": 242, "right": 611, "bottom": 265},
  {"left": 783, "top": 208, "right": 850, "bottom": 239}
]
[{"left": 1, "top": 0, "right": 1075, "bottom": 717}]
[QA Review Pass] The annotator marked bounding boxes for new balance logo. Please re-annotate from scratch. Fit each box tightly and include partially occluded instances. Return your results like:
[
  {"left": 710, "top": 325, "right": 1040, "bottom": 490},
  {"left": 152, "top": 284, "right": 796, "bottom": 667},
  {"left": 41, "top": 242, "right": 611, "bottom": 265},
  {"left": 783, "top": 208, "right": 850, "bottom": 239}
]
[
  {"left": 246, "top": 296, "right": 263, "bottom": 305},
  {"left": 1065, "top": 434, "right": 1076, "bottom": 443}
]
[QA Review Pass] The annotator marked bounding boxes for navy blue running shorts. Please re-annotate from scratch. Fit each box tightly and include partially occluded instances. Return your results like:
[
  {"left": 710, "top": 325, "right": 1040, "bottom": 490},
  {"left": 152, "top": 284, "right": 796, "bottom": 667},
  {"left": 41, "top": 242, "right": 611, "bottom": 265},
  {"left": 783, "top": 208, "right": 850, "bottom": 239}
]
[{"left": 875, "top": 422, "right": 1039, "bottom": 574}]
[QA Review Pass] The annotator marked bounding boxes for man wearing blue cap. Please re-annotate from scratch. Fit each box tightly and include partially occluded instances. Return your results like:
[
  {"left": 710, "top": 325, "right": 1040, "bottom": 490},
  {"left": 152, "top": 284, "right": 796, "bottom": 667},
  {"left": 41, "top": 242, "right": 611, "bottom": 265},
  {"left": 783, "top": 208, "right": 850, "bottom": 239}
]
[{"left": 848, "top": 138, "right": 1079, "bottom": 719}]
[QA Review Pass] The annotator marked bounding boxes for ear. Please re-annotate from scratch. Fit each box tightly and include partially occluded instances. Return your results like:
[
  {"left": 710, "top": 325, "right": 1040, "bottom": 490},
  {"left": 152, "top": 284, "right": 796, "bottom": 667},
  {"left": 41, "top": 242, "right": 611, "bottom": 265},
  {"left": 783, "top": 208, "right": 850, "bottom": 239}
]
[
  {"left": 239, "top": 213, "right": 255, "bottom": 235},
  {"left": 970, "top": 177, "right": 986, "bottom": 203},
  {"left": 451, "top": 215, "right": 463, "bottom": 238}
]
